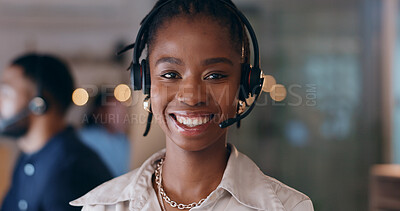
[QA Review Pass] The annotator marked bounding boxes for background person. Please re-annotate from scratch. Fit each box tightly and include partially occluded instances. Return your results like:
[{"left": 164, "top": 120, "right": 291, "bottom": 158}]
[
  {"left": 0, "top": 53, "right": 113, "bottom": 211},
  {"left": 79, "top": 90, "right": 131, "bottom": 177}
]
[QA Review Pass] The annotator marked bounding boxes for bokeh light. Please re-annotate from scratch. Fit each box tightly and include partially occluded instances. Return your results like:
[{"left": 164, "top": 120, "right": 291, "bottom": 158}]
[
  {"left": 114, "top": 84, "right": 131, "bottom": 102},
  {"left": 270, "top": 84, "right": 287, "bottom": 102},
  {"left": 72, "top": 88, "right": 89, "bottom": 106},
  {"left": 262, "top": 75, "right": 277, "bottom": 93}
]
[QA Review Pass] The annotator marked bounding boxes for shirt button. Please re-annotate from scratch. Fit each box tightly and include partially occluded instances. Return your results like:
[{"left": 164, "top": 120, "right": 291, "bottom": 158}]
[
  {"left": 18, "top": 199, "right": 28, "bottom": 210},
  {"left": 24, "top": 163, "right": 35, "bottom": 176}
]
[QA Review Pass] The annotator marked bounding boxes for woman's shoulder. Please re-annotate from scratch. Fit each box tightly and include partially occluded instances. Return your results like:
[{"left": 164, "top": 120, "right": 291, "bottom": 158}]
[
  {"left": 226, "top": 144, "right": 313, "bottom": 210},
  {"left": 69, "top": 148, "right": 166, "bottom": 208},
  {"left": 69, "top": 168, "right": 140, "bottom": 207},
  {"left": 261, "top": 174, "right": 313, "bottom": 210}
]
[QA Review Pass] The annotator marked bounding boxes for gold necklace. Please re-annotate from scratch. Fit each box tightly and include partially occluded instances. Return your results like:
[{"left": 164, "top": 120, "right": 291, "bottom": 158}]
[{"left": 155, "top": 158, "right": 207, "bottom": 210}]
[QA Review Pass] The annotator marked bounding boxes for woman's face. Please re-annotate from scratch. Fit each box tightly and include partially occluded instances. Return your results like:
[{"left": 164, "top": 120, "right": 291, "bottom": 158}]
[{"left": 149, "top": 16, "right": 242, "bottom": 152}]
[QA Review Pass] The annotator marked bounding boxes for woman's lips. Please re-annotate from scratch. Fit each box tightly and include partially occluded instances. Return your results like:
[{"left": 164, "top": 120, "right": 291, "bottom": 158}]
[{"left": 169, "top": 113, "right": 215, "bottom": 136}]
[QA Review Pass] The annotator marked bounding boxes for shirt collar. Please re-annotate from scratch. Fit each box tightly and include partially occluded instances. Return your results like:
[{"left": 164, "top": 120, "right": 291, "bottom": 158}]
[
  {"left": 71, "top": 144, "right": 284, "bottom": 210},
  {"left": 216, "top": 144, "right": 285, "bottom": 210}
]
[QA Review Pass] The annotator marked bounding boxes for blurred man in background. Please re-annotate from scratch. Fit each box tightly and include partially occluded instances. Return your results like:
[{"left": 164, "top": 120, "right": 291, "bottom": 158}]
[
  {"left": 0, "top": 53, "right": 112, "bottom": 211},
  {"left": 79, "top": 90, "right": 131, "bottom": 177}
]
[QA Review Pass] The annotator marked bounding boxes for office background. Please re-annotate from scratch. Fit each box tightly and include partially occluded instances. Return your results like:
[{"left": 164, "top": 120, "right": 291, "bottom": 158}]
[{"left": 0, "top": 0, "right": 397, "bottom": 210}]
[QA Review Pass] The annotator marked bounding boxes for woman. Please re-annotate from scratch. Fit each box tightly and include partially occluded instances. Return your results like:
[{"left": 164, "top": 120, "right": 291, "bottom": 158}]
[{"left": 71, "top": 0, "right": 313, "bottom": 210}]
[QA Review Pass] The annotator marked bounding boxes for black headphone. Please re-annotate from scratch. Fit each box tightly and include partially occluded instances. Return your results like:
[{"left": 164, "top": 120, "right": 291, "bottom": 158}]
[
  {"left": 0, "top": 56, "right": 48, "bottom": 134},
  {"left": 119, "top": 0, "right": 264, "bottom": 136}
]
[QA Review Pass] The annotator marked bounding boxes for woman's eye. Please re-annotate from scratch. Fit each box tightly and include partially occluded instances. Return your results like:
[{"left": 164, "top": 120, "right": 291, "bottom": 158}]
[
  {"left": 205, "top": 73, "right": 227, "bottom": 80},
  {"left": 161, "top": 72, "right": 181, "bottom": 79}
]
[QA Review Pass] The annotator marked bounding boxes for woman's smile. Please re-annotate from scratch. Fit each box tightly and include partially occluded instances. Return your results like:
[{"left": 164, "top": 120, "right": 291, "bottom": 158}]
[{"left": 168, "top": 111, "right": 216, "bottom": 137}]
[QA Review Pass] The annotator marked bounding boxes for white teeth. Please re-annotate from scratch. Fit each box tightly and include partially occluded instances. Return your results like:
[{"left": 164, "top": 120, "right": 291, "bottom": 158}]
[
  {"left": 178, "top": 117, "right": 184, "bottom": 125},
  {"left": 175, "top": 115, "right": 211, "bottom": 127}
]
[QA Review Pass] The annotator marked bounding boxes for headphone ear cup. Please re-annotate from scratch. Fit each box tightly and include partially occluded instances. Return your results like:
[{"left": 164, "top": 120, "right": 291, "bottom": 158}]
[
  {"left": 29, "top": 97, "right": 47, "bottom": 115},
  {"left": 131, "top": 63, "right": 143, "bottom": 91},
  {"left": 141, "top": 60, "right": 151, "bottom": 95},
  {"left": 248, "top": 66, "right": 262, "bottom": 97},
  {"left": 239, "top": 63, "right": 251, "bottom": 101}
]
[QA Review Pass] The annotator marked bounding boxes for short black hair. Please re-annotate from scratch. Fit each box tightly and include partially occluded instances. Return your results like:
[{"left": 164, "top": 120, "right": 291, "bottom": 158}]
[
  {"left": 143, "top": 0, "right": 250, "bottom": 63},
  {"left": 11, "top": 53, "right": 74, "bottom": 114}
]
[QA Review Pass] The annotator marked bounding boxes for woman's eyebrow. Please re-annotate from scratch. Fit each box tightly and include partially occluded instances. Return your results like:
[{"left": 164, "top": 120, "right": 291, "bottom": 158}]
[
  {"left": 155, "top": 57, "right": 183, "bottom": 66},
  {"left": 202, "top": 57, "right": 233, "bottom": 66}
]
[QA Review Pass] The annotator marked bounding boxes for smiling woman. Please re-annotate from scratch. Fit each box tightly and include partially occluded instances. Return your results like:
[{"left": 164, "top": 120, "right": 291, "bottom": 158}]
[
  {"left": 70, "top": 1, "right": 314, "bottom": 211},
  {"left": 149, "top": 16, "right": 242, "bottom": 152}
]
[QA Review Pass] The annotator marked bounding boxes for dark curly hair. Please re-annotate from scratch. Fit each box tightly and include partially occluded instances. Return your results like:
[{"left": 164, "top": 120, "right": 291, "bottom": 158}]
[{"left": 141, "top": 0, "right": 250, "bottom": 63}]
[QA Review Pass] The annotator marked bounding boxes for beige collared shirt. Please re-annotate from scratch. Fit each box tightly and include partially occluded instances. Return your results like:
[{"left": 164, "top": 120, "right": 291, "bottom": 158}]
[{"left": 70, "top": 144, "right": 313, "bottom": 211}]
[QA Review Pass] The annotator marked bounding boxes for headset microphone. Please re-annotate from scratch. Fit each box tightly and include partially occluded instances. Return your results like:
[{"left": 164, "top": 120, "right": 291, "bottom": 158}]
[
  {"left": 0, "top": 97, "right": 48, "bottom": 138},
  {"left": 0, "top": 108, "right": 30, "bottom": 133},
  {"left": 219, "top": 85, "right": 263, "bottom": 128}
]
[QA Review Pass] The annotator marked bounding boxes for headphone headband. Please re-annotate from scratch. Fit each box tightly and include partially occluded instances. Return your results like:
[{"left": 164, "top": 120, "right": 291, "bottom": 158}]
[{"left": 133, "top": 0, "right": 260, "bottom": 70}]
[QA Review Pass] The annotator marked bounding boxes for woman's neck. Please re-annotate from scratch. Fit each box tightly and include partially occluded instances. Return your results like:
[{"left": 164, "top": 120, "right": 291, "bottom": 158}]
[{"left": 161, "top": 137, "right": 229, "bottom": 205}]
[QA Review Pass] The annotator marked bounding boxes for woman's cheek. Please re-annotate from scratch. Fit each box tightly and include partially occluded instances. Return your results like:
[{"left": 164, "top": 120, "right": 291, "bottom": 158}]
[
  {"left": 150, "top": 89, "right": 164, "bottom": 122},
  {"left": 150, "top": 82, "right": 174, "bottom": 125},
  {"left": 215, "top": 83, "right": 239, "bottom": 106}
]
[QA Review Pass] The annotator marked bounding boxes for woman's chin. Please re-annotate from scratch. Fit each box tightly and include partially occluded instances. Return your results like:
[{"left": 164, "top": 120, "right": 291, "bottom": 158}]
[
  {"left": 166, "top": 127, "right": 226, "bottom": 152},
  {"left": 169, "top": 138, "right": 220, "bottom": 152}
]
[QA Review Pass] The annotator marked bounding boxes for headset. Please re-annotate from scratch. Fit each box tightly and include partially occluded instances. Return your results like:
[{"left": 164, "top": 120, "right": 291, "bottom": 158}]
[
  {"left": 0, "top": 56, "right": 48, "bottom": 135},
  {"left": 118, "top": 0, "right": 264, "bottom": 136}
]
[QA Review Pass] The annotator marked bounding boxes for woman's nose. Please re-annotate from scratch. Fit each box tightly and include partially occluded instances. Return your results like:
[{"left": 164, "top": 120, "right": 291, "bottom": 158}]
[{"left": 176, "top": 78, "right": 208, "bottom": 107}]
